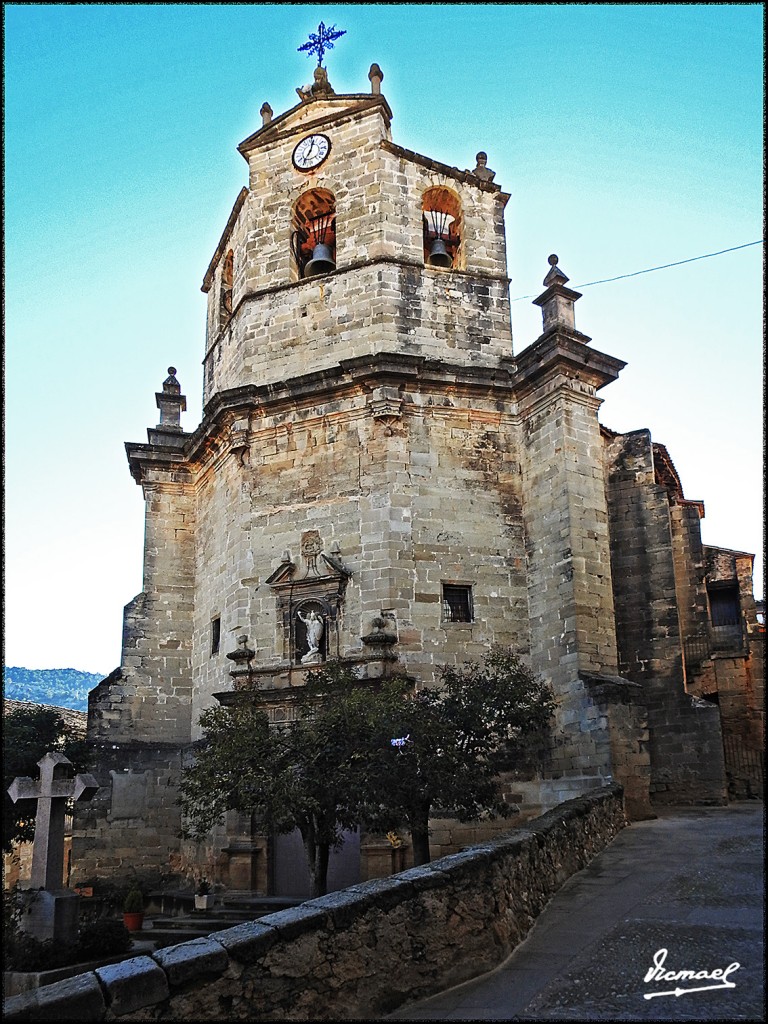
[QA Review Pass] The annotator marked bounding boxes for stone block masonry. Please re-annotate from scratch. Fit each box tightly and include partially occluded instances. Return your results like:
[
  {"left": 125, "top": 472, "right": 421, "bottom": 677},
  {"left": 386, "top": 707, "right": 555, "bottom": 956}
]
[
  {"left": 604, "top": 429, "right": 727, "bottom": 805},
  {"left": 5, "top": 786, "right": 626, "bottom": 1022}
]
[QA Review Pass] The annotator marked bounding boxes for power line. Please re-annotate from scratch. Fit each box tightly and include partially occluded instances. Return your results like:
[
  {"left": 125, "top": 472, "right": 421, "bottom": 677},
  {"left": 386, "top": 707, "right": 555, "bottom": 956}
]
[{"left": 510, "top": 240, "right": 763, "bottom": 302}]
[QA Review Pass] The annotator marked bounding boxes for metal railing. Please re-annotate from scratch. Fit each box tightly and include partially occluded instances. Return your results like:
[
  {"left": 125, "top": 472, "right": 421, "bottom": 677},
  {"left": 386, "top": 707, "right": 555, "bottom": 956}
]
[
  {"left": 710, "top": 623, "right": 746, "bottom": 652},
  {"left": 683, "top": 635, "right": 711, "bottom": 667},
  {"left": 722, "top": 735, "right": 764, "bottom": 797},
  {"left": 684, "top": 624, "right": 747, "bottom": 671}
]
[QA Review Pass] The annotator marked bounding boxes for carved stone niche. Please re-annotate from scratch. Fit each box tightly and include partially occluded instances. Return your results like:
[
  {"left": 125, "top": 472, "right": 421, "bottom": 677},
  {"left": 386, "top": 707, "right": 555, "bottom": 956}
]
[{"left": 266, "top": 545, "right": 351, "bottom": 665}]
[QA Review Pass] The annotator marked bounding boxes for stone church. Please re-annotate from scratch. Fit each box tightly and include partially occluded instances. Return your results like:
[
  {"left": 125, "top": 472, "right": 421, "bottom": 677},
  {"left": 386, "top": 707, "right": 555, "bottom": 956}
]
[{"left": 73, "top": 62, "right": 763, "bottom": 897}]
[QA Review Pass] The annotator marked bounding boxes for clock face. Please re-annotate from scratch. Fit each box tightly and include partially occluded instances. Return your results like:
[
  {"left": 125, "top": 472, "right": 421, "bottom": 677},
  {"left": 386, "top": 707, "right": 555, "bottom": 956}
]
[{"left": 292, "top": 134, "right": 331, "bottom": 171}]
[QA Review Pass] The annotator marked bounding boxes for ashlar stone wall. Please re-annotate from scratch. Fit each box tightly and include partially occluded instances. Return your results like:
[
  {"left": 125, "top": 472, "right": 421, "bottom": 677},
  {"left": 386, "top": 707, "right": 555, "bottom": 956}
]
[
  {"left": 189, "top": 361, "right": 531, "bottom": 729},
  {"left": 603, "top": 429, "right": 727, "bottom": 805},
  {"left": 691, "top": 547, "right": 765, "bottom": 798},
  {"left": 514, "top": 328, "right": 626, "bottom": 796},
  {"left": 74, "top": 452, "right": 197, "bottom": 881}
]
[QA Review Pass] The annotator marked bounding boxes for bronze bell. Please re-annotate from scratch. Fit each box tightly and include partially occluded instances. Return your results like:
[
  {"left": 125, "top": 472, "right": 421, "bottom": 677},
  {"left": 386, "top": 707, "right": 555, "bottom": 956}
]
[
  {"left": 427, "top": 237, "right": 452, "bottom": 268},
  {"left": 304, "top": 243, "right": 336, "bottom": 277}
]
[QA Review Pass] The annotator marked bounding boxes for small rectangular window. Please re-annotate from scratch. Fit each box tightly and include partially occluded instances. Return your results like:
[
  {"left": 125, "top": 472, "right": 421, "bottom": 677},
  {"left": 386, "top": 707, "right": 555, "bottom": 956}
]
[
  {"left": 210, "top": 616, "right": 221, "bottom": 656},
  {"left": 442, "top": 584, "right": 473, "bottom": 623}
]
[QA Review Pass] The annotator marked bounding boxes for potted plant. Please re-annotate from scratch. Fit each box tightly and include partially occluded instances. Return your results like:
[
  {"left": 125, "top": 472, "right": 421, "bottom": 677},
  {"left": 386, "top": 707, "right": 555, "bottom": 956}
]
[
  {"left": 122, "top": 887, "right": 145, "bottom": 932},
  {"left": 194, "top": 878, "right": 215, "bottom": 911}
]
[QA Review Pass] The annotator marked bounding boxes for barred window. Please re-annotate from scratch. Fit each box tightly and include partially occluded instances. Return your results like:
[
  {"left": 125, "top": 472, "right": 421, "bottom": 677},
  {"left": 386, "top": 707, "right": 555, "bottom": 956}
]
[
  {"left": 442, "top": 584, "right": 473, "bottom": 623},
  {"left": 708, "top": 585, "right": 740, "bottom": 627}
]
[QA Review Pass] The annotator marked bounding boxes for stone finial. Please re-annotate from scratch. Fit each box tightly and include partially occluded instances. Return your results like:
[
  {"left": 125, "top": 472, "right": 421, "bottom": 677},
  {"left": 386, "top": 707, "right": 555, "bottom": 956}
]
[
  {"left": 543, "top": 253, "right": 569, "bottom": 287},
  {"left": 260, "top": 102, "right": 273, "bottom": 125},
  {"left": 368, "top": 63, "right": 384, "bottom": 94},
  {"left": 226, "top": 635, "right": 255, "bottom": 665},
  {"left": 156, "top": 366, "right": 187, "bottom": 431},
  {"left": 472, "top": 151, "right": 496, "bottom": 182},
  {"left": 361, "top": 612, "right": 397, "bottom": 650},
  {"left": 532, "top": 255, "right": 582, "bottom": 334}
]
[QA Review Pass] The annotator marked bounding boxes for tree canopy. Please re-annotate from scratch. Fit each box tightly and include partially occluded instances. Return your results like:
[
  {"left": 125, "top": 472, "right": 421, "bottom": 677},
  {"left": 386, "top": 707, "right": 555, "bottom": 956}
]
[
  {"left": 180, "top": 665, "right": 410, "bottom": 896},
  {"left": 369, "top": 646, "right": 557, "bottom": 864},
  {"left": 179, "top": 649, "right": 555, "bottom": 893}
]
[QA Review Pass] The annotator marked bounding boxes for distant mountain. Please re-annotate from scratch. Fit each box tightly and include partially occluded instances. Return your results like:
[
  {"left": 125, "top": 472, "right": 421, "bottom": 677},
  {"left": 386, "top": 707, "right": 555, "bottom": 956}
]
[{"left": 3, "top": 667, "right": 106, "bottom": 711}]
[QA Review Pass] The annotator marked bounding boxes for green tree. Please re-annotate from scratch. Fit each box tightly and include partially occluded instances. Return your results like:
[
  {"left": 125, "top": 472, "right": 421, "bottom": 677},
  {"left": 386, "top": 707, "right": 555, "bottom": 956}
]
[
  {"left": 180, "top": 650, "right": 554, "bottom": 889},
  {"left": 3, "top": 706, "right": 92, "bottom": 852},
  {"left": 372, "top": 647, "right": 556, "bottom": 865},
  {"left": 180, "top": 665, "right": 409, "bottom": 897}
]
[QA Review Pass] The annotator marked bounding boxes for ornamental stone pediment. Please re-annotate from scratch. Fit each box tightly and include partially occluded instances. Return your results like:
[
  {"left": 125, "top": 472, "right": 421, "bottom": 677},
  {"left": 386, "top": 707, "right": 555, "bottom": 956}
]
[
  {"left": 266, "top": 532, "right": 352, "bottom": 665},
  {"left": 265, "top": 552, "right": 351, "bottom": 593}
]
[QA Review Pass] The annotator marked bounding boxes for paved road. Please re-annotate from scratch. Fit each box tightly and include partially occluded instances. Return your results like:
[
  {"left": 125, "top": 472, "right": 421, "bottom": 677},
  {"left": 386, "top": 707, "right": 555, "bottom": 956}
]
[{"left": 388, "top": 803, "right": 764, "bottom": 1021}]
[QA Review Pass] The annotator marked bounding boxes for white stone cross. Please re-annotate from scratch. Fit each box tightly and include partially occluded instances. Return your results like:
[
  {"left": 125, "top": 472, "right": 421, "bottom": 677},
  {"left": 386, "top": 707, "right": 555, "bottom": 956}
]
[{"left": 7, "top": 751, "right": 99, "bottom": 890}]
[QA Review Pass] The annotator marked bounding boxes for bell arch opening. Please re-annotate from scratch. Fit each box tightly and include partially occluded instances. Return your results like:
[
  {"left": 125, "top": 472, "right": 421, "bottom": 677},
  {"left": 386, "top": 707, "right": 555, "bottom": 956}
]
[
  {"left": 422, "top": 186, "right": 462, "bottom": 269},
  {"left": 290, "top": 188, "right": 337, "bottom": 280}
]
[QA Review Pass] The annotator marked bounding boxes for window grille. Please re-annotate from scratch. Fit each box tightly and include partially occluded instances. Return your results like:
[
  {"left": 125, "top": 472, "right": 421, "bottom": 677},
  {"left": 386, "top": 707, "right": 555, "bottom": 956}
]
[{"left": 442, "top": 584, "right": 473, "bottom": 623}]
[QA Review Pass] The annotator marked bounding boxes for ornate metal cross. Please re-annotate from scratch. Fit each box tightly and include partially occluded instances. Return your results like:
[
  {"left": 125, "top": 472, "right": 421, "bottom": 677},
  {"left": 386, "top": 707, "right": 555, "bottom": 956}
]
[
  {"left": 7, "top": 751, "right": 99, "bottom": 889},
  {"left": 298, "top": 22, "right": 346, "bottom": 67}
]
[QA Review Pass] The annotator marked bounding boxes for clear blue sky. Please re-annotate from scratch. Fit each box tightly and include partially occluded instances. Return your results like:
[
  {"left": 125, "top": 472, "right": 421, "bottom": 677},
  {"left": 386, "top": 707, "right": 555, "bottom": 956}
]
[{"left": 4, "top": 4, "right": 764, "bottom": 674}]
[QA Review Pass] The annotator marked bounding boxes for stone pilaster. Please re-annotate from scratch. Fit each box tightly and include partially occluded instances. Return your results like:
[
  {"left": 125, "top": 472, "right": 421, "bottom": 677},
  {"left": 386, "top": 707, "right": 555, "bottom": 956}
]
[{"left": 516, "top": 258, "right": 626, "bottom": 793}]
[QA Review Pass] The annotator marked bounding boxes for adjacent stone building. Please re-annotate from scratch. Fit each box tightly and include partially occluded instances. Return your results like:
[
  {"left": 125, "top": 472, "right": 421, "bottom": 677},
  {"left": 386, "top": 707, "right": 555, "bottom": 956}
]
[{"left": 73, "top": 63, "right": 763, "bottom": 896}]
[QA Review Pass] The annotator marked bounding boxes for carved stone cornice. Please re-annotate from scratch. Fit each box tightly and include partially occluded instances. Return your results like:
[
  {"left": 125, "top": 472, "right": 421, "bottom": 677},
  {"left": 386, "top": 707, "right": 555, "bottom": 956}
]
[{"left": 514, "top": 330, "right": 626, "bottom": 404}]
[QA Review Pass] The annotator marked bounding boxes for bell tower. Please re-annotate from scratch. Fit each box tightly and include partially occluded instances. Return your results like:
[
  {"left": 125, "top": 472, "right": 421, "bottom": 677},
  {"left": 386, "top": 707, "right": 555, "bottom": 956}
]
[
  {"left": 78, "top": 50, "right": 662, "bottom": 892},
  {"left": 199, "top": 62, "right": 512, "bottom": 404}
]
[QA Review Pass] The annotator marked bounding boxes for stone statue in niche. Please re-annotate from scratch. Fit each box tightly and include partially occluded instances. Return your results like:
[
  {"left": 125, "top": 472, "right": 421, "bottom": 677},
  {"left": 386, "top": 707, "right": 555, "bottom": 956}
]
[{"left": 297, "top": 607, "right": 325, "bottom": 664}]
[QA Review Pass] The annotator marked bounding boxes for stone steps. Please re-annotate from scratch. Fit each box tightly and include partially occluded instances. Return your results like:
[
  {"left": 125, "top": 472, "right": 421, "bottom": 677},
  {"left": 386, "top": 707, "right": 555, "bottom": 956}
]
[{"left": 136, "top": 893, "right": 304, "bottom": 949}]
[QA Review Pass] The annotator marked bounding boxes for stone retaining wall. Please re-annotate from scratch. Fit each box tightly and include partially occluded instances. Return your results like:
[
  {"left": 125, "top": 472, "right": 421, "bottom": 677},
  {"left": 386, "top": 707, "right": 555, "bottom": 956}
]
[{"left": 4, "top": 785, "right": 625, "bottom": 1022}]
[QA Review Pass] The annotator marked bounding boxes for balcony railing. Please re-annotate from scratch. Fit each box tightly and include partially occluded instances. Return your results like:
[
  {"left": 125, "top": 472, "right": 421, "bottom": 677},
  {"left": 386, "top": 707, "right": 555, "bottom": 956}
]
[
  {"left": 683, "top": 635, "right": 711, "bottom": 668},
  {"left": 684, "top": 623, "right": 747, "bottom": 671},
  {"left": 710, "top": 623, "right": 746, "bottom": 652}
]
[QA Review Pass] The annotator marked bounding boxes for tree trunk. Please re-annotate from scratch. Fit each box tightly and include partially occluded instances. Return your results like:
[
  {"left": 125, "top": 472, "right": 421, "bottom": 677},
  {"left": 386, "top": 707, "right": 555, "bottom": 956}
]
[
  {"left": 311, "top": 843, "right": 330, "bottom": 898},
  {"left": 410, "top": 804, "right": 432, "bottom": 866},
  {"left": 300, "top": 820, "right": 331, "bottom": 897}
]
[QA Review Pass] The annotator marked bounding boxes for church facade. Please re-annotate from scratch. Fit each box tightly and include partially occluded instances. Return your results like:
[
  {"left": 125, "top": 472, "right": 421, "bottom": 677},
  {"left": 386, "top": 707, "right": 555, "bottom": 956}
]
[{"left": 73, "top": 63, "right": 762, "bottom": 895}]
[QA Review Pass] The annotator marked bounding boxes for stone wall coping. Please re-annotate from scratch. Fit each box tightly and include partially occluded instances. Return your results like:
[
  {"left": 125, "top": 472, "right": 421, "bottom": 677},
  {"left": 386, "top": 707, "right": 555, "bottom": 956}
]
[
  {"left": 213, "top": 919, "right": 280, "bottom": 965},
  {"left": 3, "top": 784, "right": 624, "bottom": 1022},
  {"left": 249, "top": 901, "right": 335, "bottom": 942},
  {"left": 515, "top": 330, "right": 626, "bottom": 398},
  {"left": 95, "top": 957, "right": 169, "bottom": 1016},
  {"left": 4, "top": 970, "right": 106, "bottom": 1020},
  {"left": 201, "top": 186, "right": 249, "bottom": 293},
  {"left": 380, "top": 139, "right": 506, "bottom": 196},
  {"left": 237, "top": 94, "right": 393, "bottom": 158},
  {"left": 151, "top": 936, "right": 229, "bottom": 988}
]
